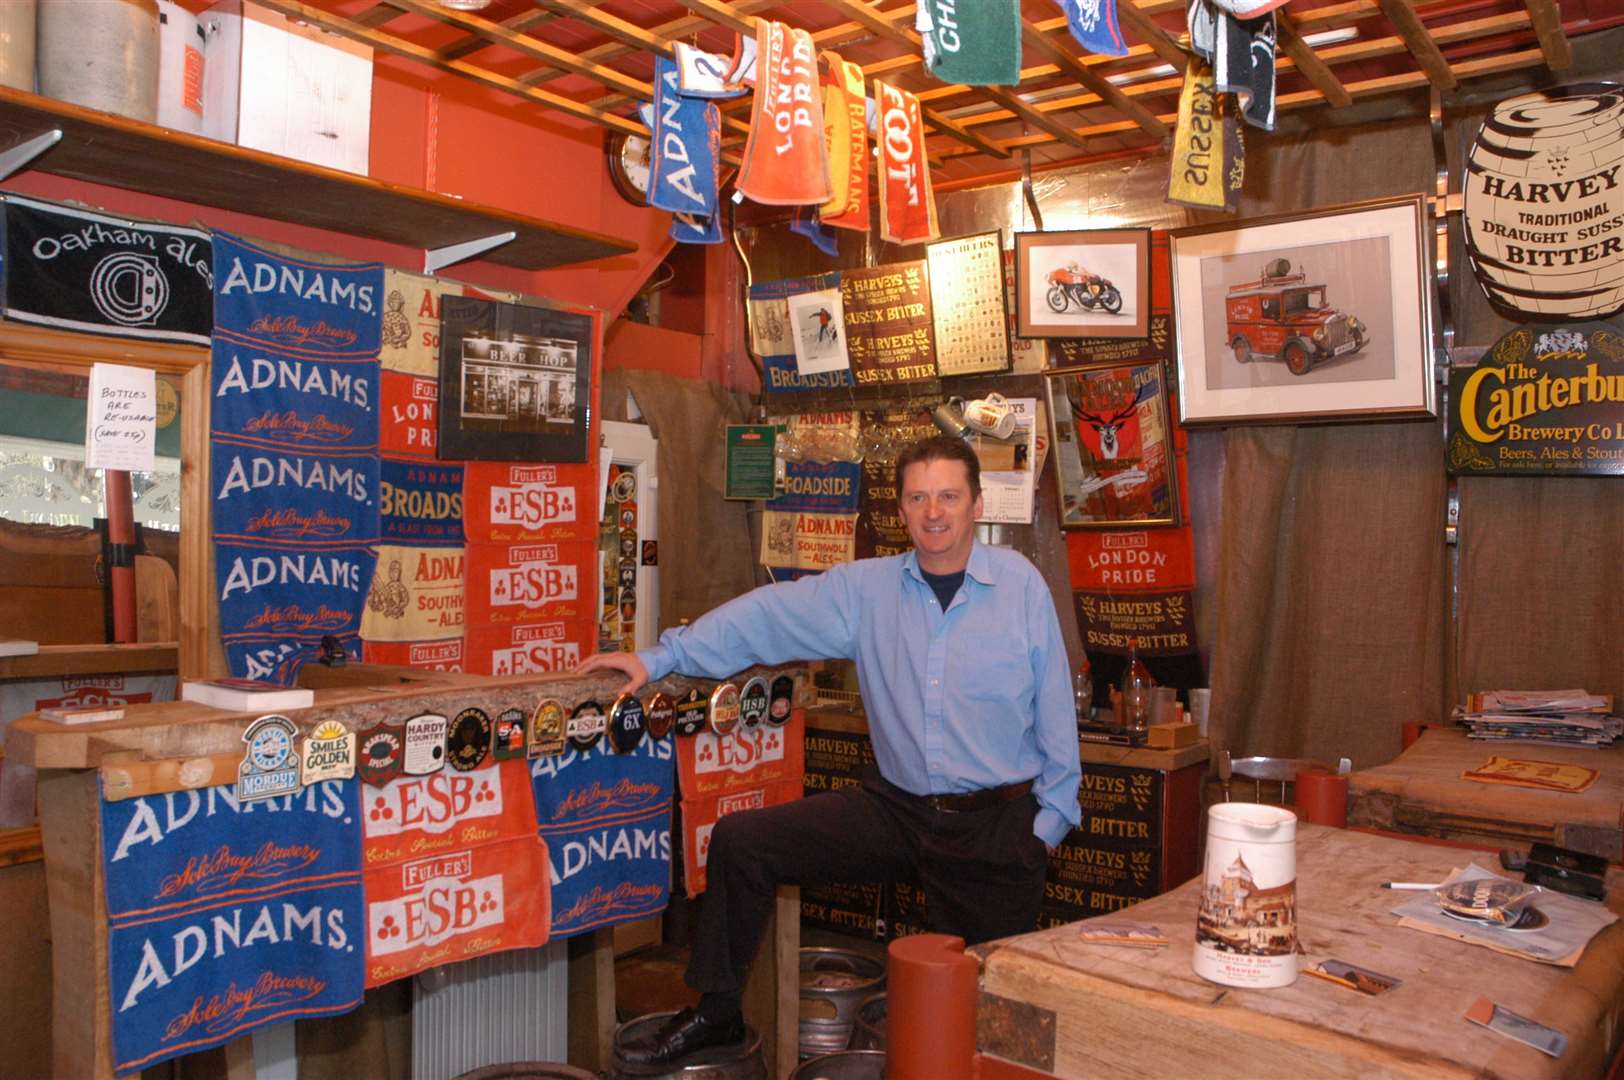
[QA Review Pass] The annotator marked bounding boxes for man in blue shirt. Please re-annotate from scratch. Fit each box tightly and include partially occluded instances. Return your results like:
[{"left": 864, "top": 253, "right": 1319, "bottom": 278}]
[{"left": 577, "top": 434, "right": 1080, "bottom": 1066}]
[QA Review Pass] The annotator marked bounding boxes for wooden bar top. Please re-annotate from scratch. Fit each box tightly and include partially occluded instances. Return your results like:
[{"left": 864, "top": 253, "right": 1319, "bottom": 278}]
[
  {"left": 977, "top": 823, "right": 1624, "bottom": 1079},
  {"left": 7, "top": 664, "right": 810, "bottom": 771},
  {"left": 1348, "top": 727, "right": 1624, "bottom": 861}
]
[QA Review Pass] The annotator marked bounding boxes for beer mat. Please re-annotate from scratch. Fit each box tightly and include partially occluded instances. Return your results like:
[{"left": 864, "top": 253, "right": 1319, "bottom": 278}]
[
  {"left": 1464, "top": 996, "right": 1568, "bottom": 1058},
  {"left": 1076, "top": 921, "right": 1167, "bottom": 948},
  {"left": 1461, "top": 756, "right": 1599, "bottom": 793},
  {"left": 1303, "top": 959, "right": 1401, "bottom": 995},
  {"left": 1391, "top": 864, "right": 1616, "bottom": 969}
]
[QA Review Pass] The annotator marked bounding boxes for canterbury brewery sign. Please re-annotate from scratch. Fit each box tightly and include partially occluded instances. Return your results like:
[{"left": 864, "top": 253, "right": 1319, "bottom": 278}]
[
  {"left": 1464, "top": 84, "right": 1624, "bottom": 321},
  {"left": 1447, "top": 322, "right": 1624, "bottom": 476}
]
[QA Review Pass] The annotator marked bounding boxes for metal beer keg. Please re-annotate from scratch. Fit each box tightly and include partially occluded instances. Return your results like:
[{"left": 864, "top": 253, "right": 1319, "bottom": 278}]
[{"left": 798, "top": 948, "right": 886, "bottom": 1059}]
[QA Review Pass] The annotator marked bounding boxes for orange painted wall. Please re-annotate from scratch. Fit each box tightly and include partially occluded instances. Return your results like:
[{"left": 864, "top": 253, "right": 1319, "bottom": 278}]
[
  {"left": 3, "top": 48, "right": 672, "bottom": 317},
  {"left": 605, "top": 320, "right": 704, "bottom": 382}
]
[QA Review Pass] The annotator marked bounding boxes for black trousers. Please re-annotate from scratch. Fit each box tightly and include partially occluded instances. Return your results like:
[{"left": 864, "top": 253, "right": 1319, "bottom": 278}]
[{"left": 687, "top": 766, "right": 1049, "bottom": 994}]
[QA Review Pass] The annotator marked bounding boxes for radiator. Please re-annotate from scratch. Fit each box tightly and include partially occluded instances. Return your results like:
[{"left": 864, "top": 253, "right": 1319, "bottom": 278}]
[{"left": 410, "top": 941, "right": 570, "bottom": 1080}]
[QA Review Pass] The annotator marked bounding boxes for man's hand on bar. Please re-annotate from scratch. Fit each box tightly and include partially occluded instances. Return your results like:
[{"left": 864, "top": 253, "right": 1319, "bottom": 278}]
[{"left": 574, "top": 651, "right": 650, "bottom": 694}]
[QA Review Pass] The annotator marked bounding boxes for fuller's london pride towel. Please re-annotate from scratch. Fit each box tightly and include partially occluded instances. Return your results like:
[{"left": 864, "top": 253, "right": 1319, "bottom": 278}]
[
  {"left": 651, "top": 56, "right": 721, "bottom": 219},
  {"left": 738, "top": 19, "right": 831, "bottom": 206},
  {"left": 0, "top": 193, "right": 214, "bottom": 344},
  {"left": 918, "top": 0, "right": 1022, "bottom": 86},
  {"left": 874, "top": 81, "right": 941, "bottom": 245},
  {"left": 101, "top": 781, "right": 365, "bottom": 1074},
  {"left": 532, "top": 735, "right": 674, "bottom": 938},
  {"left": 210, "top": 232, "right": 383, "bottom": 684}
]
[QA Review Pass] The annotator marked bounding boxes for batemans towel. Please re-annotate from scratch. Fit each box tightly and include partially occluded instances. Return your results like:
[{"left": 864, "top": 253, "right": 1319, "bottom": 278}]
[
  {"left": 819, "top": 51, "right": 870, "bottom": 230},
  {"left": 1057, "top": 0, "right": 1129, "bottom": 58},
  {"left": 650, "top": 56, "right": 720, "bottom": 218},
  {"left": 1189, "top": 0, "right": 1277, "bottom": 129},
  {"left": 918, "top": 0, "right": 1022, "bottom": 86},
  {"left": 874, "top": 80, "right": 940, "bottom": 245},
  {"left": 738, "top": 18, "right": 832, "bottom": 206}
]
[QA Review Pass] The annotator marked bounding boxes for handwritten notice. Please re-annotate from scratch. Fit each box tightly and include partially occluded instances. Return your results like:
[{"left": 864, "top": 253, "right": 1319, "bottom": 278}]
[{"left": 85, "top": 363, "right": 157, "bottom": 471}]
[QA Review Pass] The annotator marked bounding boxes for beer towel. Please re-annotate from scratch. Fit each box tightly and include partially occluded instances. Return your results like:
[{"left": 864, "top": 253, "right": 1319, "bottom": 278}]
[
  {"left": 791, "top": 207, "right": 840, "bottom": 256},
  {"left": 918, "top": 0, "right": 1022, "bottom": 86},
  {"left": 210, "top": 232, "right": 383, "bottom": 684},
  {"left": 673, "top": 40, "right": 751, "bottom": 99},
  {"left": 875, "top": 80, "right": 940, "bottom": 245},
  {"left": 1188, "top": 0, "right": 1277, "bottom": 129},
  {"left": 820, "top": 51, "right": 870, "bottom": 229},
  {"left": 1057, "top": 0, "right": 1129, "bottom": 58},
  {"left": 738, "top": 18, "right": 832, "bottom": 206},
  {"left": 102, "top": 781, "right": 365, "bottom": 1074},
  {"left": 532, "top": 737, "right": 675, "bottom": 938},
  {"left": 650, "top": 56, "right": 720, "bottom": 218},
  {"left": 1167, "top": 58, "right": 1244, "bottom": 212}
]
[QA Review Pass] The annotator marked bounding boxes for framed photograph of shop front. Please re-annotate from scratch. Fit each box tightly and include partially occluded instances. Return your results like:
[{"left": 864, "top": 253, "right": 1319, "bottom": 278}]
[
  {"left": 437, "top": 295, "right": 594, "bottom": 461},
  {"left": 1045, "top": 361, "right": 1181, "bottom": 529},
  {"left": 1016, "top": 228, "right": 1150, "bottom": 340},
  {"left": 1170, "top": 194, "right": 1436, "bottom": 425}
]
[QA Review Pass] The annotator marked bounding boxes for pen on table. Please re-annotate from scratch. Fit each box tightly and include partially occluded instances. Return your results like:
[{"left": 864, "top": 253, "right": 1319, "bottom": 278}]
[{"left": 1381, "top": 881, "right": 1444, "bottom": 890}]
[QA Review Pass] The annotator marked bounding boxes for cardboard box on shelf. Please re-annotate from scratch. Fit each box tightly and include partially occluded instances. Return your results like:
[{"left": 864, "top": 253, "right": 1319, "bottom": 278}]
[{"left": 200, "top": 0, "right": 372, "bottom": 175}]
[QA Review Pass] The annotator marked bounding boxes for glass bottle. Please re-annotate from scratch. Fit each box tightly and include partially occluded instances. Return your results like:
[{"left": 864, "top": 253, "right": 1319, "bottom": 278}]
[
  {"left": 1122, "top": 637, "right": 1154, "bottom": 732},
  {"left": 1073, "top": 657, "right": 1093, "bottom": 725}
]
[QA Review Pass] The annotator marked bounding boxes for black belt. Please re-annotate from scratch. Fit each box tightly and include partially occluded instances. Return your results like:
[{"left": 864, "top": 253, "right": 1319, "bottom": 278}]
[{"left": 921, "top": 780, "right": 1033, "bottom": 814}]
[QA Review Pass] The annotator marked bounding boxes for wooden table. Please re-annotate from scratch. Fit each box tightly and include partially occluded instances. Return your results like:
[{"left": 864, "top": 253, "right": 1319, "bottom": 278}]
[
  {"left": 1348, "top": 727, "right": 1624, "bottom": 861},
  {"left": 975, "top": 824, "right": 1624, "bottom": 1078}
]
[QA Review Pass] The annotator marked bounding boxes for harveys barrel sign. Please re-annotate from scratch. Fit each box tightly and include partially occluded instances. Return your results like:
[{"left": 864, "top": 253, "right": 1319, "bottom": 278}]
[
  {"left": 1447, "top": 322, "right": 1624, "bottom": 476},
  {"left": 1464, "top": 83, "right": 1624, "bottom": 322}
]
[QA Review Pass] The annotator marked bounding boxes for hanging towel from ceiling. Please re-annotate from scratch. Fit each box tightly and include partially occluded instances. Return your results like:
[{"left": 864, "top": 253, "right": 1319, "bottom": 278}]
[
  {"left": 918, "top": 0, "right": 1023, "bottom": 86},
  {"left": 1189, "top": 0, "right": 1277, "bottom": 129},
  {"left": 1055, "top": 0, "right": 1128, "bottom": 59},
  {"left": 738, "top": 18, "right": 831, "bottom": 206},
  {"left": 674, "top": 40, "right": 751, "bottom": 98},
  {"left": 1167, "top": 58, "right": 1244, "bottom": 212},
  {"left": 650, "top": 56, "right": 719, "bottom": 218},
  {"left": 819, "top": 50, "right": 870, "bottom": 228},
  {"left": 874, "top": 80, "right": 940, "bottom": 245}
]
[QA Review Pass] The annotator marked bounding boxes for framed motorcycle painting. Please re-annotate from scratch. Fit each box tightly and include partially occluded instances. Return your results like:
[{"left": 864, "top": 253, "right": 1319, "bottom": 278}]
[
  {"left": 1044, "top": 360, "right": 1181, "bottom": 529},
  {"left": 1169, "top": 194, "right": 1437, "bottom": 425},
  {"left": 1015, "top": 228, "right": 1151, "bottom": 340}
]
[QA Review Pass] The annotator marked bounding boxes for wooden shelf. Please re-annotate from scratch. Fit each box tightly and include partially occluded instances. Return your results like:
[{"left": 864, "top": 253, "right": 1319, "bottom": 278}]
[
  {"left": 0, "top": 87, "right": 637, "bottom": 271},
  {"left": 0, "top": 643, "right": 177, "bottom": 680}
]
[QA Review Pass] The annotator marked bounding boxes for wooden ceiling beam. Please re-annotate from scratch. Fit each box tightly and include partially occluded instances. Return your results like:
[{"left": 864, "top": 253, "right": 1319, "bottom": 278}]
[
  {"left": 1377, "top": 0, "right": 1456, "bottom": 89},
  {"left": 1523, "top": 0, "right": 1572, "bottom": 71},
  {"left": 386, "top": 0, "right": 656, "bottom": 100},
  {"left": 1020, "top": 19, "right": 1170, "bottom": 139},
  {"left": 1277, "top": 9, "right": 1353, "bottom": 108},
  {"left": 527, "top": 0, "right": 778, "bottom": 87},
  {"left": 820, "top": 0, "right": 1088, "bottom": 151},
  {"left": 1110, "top": 2, "right": 1191, "bottom": 70},
  {"left": 935, "top": 9, "right": 1529, "bottom": 132},
  {"left": 530, "top": 0, "right": 679, "bottom": 58},
  {"left": 440, "top": 10, "right": 556, "bottom": 62},
  {"left": 250, "top": 0, "right": 648, "bottom": 137},
  {"left": 352, "top": 2, "right": 403, "bottom": 30},
  {"left": 935, "top": 45, "right": 1547, "bottom": 164},
  {"left": 668, "top": 0, "right": 754, "bottom": 37}
]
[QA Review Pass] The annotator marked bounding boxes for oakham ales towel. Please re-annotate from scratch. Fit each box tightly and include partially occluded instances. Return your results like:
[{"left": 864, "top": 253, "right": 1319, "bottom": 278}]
[{"left": 738, "top": 18, "right": 831, "bottom": 206}]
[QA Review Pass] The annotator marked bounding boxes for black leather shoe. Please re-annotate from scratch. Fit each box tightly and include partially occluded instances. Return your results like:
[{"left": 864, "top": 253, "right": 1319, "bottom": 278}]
[{"left": 621, "top": 1006, "right": 746, "bottom": 1066}]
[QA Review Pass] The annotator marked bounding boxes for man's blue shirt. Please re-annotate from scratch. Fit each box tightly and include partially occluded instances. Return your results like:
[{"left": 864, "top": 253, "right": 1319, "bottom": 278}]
[{"left": 639, "top": 541, "right": 1082, "bottom": 846}]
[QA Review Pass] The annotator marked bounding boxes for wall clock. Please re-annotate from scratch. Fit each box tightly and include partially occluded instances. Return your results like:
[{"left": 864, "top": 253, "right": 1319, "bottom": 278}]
[{"left": 606, "top": 133, "right": 651, "bottom": 206}]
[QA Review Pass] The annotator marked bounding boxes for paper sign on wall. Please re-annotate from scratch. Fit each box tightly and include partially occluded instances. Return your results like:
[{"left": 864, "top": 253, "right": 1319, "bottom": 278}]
[{"left": 85, "top": 363, "right": 157, "bottom": 471}]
